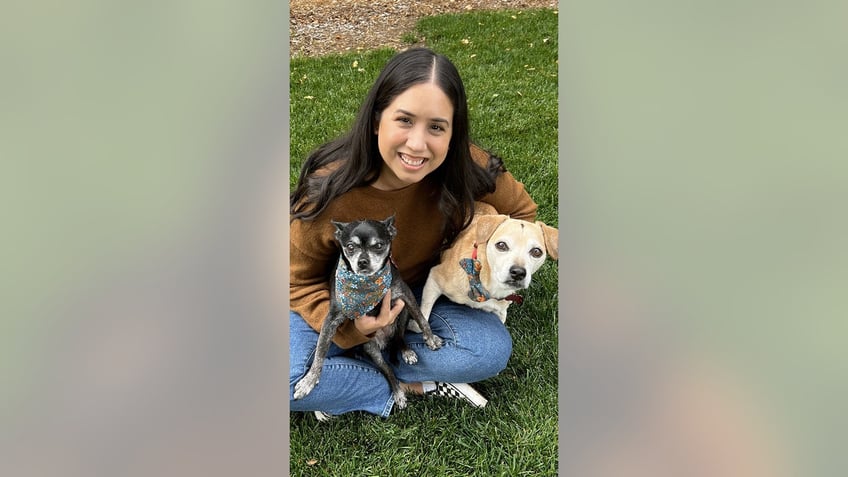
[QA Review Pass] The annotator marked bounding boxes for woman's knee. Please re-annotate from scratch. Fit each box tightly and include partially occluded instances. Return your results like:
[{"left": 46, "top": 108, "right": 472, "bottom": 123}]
[
  {"left": 466, "top": 323, "right": 513, "bottom": 378},
  {"left": 430, "top": 308, "right": 513, "bottom": 381}
]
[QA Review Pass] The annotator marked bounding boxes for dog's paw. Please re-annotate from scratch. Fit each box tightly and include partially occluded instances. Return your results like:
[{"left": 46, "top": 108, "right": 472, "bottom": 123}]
[
  {"left": 401, "top": 349, "right": 418, "bottom": 365},
  {"left": 407, "top": 321, "right": 423, "bottom": 333},
  {"left": 393, "top": 390, "right": 408, "bottom": 409},
  {"left": 425, "top": 334, "right": 444, "bottom": 351},
  {"left": 293, "top": 373, "right": 318, "bottom": 400}
]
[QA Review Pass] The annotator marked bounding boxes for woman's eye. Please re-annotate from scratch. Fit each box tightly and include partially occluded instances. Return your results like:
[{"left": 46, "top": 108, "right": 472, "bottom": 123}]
[
  {"left": 396, "top": 117, "right": 412, "bottom": 125},
  {"left": 495, "top": 241, "right": 509, "bottom": 252},
  {"left": 430, "top": 124, "right": 444, "bottom": 132},
  {"left": 530, "top": 247, "right": 543, "bottom": 258}
]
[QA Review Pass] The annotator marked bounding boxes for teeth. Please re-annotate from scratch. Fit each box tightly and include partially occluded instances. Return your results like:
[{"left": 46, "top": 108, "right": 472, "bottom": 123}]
[{"left": 400, "top": 153, "right": 424, "bottom": 166}]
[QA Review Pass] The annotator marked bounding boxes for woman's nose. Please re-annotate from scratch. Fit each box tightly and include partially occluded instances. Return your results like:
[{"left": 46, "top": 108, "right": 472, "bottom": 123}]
[{"left": 406, "top": 126, "right": 427, "bottom": 152}]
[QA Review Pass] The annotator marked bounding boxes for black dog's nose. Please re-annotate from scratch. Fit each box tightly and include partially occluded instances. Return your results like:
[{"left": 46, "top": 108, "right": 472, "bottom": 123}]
[
  {"left": 509, "top": 266, "right": 526, "bottom": 281},
  {"left": 357, "top": 257, "right": 370, "bottom": 269}
]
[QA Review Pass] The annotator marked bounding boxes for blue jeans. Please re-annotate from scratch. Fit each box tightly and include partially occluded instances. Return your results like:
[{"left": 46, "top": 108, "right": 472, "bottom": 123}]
[{"left": 289, "top": 296, "right": 513, "bottom": 417}]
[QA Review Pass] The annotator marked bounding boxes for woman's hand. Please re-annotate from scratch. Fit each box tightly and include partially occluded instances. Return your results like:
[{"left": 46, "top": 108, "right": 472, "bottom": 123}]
[{"left": 354, "top": 290, "right": 405, "bottom": 337}]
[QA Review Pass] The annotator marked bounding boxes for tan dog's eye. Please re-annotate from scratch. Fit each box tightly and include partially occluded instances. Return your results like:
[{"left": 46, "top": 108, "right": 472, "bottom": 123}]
[
  {"left": 495, "top": 241, "right": 509, "bottom": 252},
  {"left": 530, "top": 247, "right": 544, "bottom": 258}
]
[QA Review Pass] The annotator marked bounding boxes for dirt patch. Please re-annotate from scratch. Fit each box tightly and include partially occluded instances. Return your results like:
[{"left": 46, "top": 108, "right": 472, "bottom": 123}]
[{"left": 290, "top": 0, "right": 557, "bottom": 58}]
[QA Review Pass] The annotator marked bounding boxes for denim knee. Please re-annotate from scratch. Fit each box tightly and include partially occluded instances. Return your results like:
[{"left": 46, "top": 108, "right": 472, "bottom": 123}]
[
  {"left": 423, "top": 304, "right": 514, "bottom": 382},
  {"left": 460, "top": 320, "right": 513, "bottom": 380}
]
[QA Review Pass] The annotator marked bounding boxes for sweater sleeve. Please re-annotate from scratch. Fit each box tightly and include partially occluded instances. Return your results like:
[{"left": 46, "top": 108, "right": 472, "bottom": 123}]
[
  {"left": 289, "top": 217, "right": 372, "bottom": 349},
  {"left": 470, "top": 144, "right": 539, "bottom": 222}
]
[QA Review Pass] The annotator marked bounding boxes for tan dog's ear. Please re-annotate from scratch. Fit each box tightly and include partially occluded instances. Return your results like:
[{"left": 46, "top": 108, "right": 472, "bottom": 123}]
[
  {"left": 475, "top": 215, "right": 509, "bottom": 244},
  {"left": 537, "top": 222, "right": 559, "bottom": 260}
]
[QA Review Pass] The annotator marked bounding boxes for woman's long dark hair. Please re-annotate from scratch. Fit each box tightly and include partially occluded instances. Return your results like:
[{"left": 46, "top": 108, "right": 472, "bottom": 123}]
[{"left": 290, "top": 48, "right": 502, "bottom": 248}]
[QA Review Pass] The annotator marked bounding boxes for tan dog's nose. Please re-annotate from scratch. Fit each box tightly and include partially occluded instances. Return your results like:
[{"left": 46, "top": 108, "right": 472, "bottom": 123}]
[{"left": 509, "top": 266, "right": 526, "bottom": 281}]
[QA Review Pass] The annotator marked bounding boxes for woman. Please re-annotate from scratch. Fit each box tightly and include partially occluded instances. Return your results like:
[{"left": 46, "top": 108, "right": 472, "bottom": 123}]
[{"left": 290, "top": 48, "right": 538, "bottom": 419}]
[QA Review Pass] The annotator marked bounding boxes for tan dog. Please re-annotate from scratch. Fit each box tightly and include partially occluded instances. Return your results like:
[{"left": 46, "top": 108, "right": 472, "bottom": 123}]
[{"left": 415, "top": 202, "right": 559, "bottom": 326}]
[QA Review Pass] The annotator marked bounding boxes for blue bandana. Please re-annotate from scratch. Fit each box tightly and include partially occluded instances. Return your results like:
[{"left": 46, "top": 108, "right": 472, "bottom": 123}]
[{"left": 334, "top": 258, "right": 392, "bottom": 319}]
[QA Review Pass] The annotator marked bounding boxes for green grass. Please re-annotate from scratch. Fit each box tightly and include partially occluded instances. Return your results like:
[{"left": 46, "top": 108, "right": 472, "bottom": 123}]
[{"left": 289, "top": 9, "right": 559, "bottom": 476}]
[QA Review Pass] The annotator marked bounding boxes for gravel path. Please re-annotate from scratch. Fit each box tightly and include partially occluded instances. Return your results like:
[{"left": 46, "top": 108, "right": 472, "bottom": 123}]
[{"left": 290, "top": 0, "right": 557, "bottom": 57}]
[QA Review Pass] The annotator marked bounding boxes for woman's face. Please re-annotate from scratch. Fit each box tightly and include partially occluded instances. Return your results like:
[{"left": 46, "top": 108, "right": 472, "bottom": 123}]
[{"left": 373, "top": 82, "right": 454, "bottom": 191}]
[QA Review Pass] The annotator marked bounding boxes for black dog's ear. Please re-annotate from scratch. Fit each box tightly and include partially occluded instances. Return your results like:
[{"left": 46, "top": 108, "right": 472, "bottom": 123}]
[
  {"left": 331, "top": 220, "right": 347, "bottom": 241},
  {"left": 381, "top": 215, "right": 397, "bottom": 239}
]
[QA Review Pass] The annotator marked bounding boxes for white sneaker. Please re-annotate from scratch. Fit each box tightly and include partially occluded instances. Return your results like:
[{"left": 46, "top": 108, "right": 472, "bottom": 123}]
[{"left": 425, "top": 382, "right": 488, "bottom": 408}]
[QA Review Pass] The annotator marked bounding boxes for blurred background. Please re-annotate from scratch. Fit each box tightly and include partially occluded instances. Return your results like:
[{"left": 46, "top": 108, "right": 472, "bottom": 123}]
[
  {"left": 2, "top": 2, "right": 291, "bottom": 476},
  {"left": 560, "top": 1, "right": 847, "bottom": 475}
]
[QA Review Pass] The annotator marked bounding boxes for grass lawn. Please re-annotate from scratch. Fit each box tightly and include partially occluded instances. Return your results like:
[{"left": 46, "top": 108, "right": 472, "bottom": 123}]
[{"left": 289, "top": 9, "right": 559, "bottom": 476}]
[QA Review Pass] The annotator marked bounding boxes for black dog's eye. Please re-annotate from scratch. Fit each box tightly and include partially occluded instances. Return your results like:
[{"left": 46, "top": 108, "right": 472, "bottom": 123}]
[
  {"left": 345, "top": 243, "right": 355, "bottom": 252},
  {"left": 530, "top": 247, "right": 544, "bottom": 258},
  {"left": 495, "top": 241, "right": 509, "bottom": 252},
  {"left": 373, "top": 243, "right": 384, "bottom": 250}
]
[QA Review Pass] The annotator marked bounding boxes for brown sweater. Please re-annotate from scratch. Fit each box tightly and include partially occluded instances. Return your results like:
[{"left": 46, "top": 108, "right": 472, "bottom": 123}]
[{"left": 290, "top": 145, "right": 538, "bottom": 348}]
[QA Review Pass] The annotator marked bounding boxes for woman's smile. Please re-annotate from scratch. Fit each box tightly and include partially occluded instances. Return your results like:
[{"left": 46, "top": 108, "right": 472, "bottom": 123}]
[{"left": 399, "top": 153, "right": 426, "bottom": 168}]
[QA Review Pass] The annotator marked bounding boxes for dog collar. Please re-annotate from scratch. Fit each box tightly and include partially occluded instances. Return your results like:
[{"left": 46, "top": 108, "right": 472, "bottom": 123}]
[
  {"left": 460, "top": 243, "right": 523, "bottom": 304},
  {"left": 334, "top": 258, "right": 391, "bottom": 319}
]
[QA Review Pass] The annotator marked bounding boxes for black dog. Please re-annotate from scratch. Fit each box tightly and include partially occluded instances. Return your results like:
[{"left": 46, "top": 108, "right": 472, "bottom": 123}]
[{"left": 292, "top": 216, "right": 443, "bottom": 409}]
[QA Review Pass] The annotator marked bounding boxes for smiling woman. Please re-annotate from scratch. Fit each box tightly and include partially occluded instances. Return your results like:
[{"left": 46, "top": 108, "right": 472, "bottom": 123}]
[
  {"left": 288, "top": 47, "right": 540, "bottom": 419},
  {"left": 289, "top": 8, "right": 560, "bottom": 475}
]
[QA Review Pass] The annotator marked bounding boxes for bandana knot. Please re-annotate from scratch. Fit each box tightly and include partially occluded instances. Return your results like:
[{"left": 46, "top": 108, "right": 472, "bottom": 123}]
[
  {"left": 460, "top": 256, "right": 490, "bottom": 302},
  {"left": 334, "top": 258, "right": 392, "bottom": 319},
  {"left": 460, "top": 242, "right": 523, "bottom": 305}
]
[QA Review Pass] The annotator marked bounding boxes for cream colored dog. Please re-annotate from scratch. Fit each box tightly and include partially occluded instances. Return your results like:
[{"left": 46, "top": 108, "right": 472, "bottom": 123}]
[{"left": 414, "top": 202, "right": 559, "bottom": 327}]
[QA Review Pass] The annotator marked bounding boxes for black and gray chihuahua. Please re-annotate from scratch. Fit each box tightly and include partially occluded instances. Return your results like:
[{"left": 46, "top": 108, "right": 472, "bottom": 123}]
[{"left": 292, "top": 216, "right": 443, "bottom": 409}]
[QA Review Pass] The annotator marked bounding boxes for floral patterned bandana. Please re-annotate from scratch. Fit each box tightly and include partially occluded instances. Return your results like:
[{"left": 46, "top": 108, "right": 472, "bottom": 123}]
[
  {"left": 334, "top": 257, "right": 392, "bottom": 319},
  {"left": 460, "top": 256, "right": 490, "bottom": 302},
  {"left": 460, "top": 243, "right": 524, "bottom": 305}
]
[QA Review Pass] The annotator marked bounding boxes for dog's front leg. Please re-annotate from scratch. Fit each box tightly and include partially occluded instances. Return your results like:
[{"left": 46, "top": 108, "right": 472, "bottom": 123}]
[
  {"left": 293, "top": 313, "right": 343, "bottom": 400},
  {"left": 409, "top": 272, "right": 442, "bottom": 333},
  {"left": 393, "top": 310, "right": 420, "bottom": 365},
  {"left": 403, "top": 297, "right": 444, "bottom": 352},
  {"left": 496, "top": 305, "right": 508, "bottom": 323}
]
